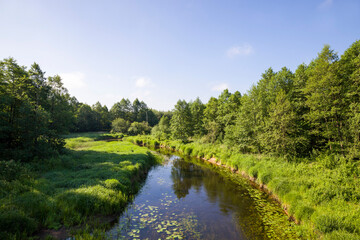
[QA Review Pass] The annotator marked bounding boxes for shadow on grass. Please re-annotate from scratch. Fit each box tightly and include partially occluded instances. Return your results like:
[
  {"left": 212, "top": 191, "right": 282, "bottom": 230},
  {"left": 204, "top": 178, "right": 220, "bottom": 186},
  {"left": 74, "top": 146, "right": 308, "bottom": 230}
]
[{"left": 0, "top": 146, "right": 158, "bottom": 239}]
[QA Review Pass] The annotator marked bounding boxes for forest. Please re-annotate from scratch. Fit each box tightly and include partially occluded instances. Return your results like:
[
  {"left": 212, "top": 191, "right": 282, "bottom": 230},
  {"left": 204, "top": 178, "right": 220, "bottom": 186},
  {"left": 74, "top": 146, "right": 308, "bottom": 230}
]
[
  {"left": 0, "top": 40, "right": 359, "bottom": 239},
  {"left": 159, "top": 40, "right": 360, "bottom": 159},
  {"left": 2, "top": 40, "right": 359, "bottom": 162},
  {"left": 0, "top": 58, "right": 170, "bottom": 162}
]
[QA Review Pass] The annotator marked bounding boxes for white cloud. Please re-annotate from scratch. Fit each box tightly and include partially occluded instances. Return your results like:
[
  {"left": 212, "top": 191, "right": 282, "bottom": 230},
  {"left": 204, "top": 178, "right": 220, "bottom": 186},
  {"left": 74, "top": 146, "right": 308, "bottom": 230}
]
[
  {"left": 135, "top": 77, "right": 151, "bottom": 88},
  {"left": 319, "top": 0, "right": 333, "bottom": 9},
  {"left": 59, "top": 72, "right": 86, "bottom": 89},
  {"left": 212, "top": 83, "right": 229, "bottom": 92},
  {"left": 227, "top": 44, "right": 254, "bottom": 57}
]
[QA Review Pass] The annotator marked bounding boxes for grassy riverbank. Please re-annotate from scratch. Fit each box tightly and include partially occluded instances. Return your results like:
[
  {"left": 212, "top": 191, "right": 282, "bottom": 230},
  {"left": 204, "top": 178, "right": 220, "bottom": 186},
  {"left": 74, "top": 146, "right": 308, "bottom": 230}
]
[
  {"left": 0, "top": 132, "right": 160, "bottom": 239},
  {"left": 125, "top": 135, "right": 360, "bottom": 240}
]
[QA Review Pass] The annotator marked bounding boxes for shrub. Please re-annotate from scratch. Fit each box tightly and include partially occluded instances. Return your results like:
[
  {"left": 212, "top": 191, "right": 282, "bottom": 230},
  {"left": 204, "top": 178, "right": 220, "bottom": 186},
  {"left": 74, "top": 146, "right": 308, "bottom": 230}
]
[
  {"left": 111, "top": 118, "right": 130, "bottom": 134},
  {"left": 128, "top": 122, "right": 151, "bottom": 136}
]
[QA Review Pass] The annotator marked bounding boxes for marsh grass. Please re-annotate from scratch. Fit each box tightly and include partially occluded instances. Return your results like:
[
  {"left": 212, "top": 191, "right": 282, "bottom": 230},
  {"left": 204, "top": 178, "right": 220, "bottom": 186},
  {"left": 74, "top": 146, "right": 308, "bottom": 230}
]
[
  {"left": 0, "top": 132, "right": 159, "bottom": 239},
  {"left": 126, "top": 135, "right": 360, "bottom": 239}
]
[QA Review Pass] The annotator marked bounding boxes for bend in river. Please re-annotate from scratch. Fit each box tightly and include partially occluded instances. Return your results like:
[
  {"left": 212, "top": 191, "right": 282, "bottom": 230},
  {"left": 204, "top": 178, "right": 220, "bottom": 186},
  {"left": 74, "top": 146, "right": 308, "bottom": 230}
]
[{"left": 107, "top": 149, "right": 298, "bottom": 240}]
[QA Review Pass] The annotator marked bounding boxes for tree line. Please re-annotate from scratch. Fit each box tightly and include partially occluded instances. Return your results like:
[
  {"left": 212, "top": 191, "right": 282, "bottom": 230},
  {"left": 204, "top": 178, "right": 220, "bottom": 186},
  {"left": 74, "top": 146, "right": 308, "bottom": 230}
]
[
  {"left": 159, "top": 40, "right": 360, "bottom": 158},
  {"left": 1, "top": 40, "right": 358, "bottom": 161},
  {"left": 0, "top": 58, "right": 166, "bottom": 161}
]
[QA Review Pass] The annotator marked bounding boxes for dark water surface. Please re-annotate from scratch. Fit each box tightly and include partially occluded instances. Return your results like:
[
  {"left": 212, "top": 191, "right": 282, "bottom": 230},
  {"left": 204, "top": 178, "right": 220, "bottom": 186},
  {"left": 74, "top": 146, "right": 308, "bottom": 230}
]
[{"left": 107, "top": 150, "right": 297, "bottom": 240}]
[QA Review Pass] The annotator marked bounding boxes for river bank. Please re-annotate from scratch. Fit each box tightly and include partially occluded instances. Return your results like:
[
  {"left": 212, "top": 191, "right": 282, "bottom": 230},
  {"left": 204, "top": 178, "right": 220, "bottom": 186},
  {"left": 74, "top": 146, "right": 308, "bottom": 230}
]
[
  {"left": 125, "top": 135, "right": 360, "bottom": 240},
  {"left": 106, "top": 146, "right": 299, "bottom": 239},
  {"left": 0, "top": 132, "right": 160, "bottom": 239}
]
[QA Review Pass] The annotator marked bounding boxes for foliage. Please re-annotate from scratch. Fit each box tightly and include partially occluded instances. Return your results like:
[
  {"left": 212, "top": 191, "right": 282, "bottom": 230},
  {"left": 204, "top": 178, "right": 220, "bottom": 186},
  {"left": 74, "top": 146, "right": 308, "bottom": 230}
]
[
  {"left": 128, "top": 121, "right": 151, "bottom": 135},
  {"left": 111, "top": 117, "right": 130, "bottom": 134},
  {"left": 170, "top": 100, "right": 193, "bottom": 141},
  {"left": 162, "top": 40, "right": 360, "bottom": 158},
  {"left": 0, "top": 133, "right": 159, "bottom": 238},
  {"left": 151, "top": 115, "right": 171, "bottom": 140},
  {"left": 126, "top": 135, "right": 360, "bottom": 239},
  {"left": 0, "top": 58, "right": 73, "bottom": 161}
]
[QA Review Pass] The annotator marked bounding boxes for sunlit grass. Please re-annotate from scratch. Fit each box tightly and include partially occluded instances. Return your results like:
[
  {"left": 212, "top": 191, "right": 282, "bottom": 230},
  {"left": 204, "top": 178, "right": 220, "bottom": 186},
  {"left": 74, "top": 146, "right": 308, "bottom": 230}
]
[
  {"left": 126, "top": 135, "right": 360, "bottom": 239},
  {"left": 0, "top": 132, "right": 159, "bottom": 239}
]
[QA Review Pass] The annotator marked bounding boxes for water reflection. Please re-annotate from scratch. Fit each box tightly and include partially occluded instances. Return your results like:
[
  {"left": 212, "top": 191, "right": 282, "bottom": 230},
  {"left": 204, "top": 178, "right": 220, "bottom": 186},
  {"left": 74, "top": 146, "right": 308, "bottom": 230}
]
[
  {"left": 169, "top": 156, "right": 297, "bottom": 239},
  {"left": 108, "top": 151, "right": 298, "bottom": 240}
]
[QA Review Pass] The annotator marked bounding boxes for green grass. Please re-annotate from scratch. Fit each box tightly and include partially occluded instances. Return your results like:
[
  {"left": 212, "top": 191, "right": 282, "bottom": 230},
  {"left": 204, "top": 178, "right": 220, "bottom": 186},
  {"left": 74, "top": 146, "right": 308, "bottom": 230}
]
[
  {"left": 0, "top": 132, "right": 159, "bottom": 239},
  {"left": 126, "top": 135, "right": 360, "bottom": 239}
]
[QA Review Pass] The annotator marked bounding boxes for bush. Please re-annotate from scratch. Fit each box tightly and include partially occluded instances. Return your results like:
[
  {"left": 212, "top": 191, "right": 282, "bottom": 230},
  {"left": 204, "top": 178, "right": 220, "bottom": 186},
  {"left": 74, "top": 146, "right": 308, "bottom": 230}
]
[
  {"left": 111, "top": 118, "right": 130, "bottom": 134},
  {"left": 128, "top": 122, "right": 151, "bottom": 135}
]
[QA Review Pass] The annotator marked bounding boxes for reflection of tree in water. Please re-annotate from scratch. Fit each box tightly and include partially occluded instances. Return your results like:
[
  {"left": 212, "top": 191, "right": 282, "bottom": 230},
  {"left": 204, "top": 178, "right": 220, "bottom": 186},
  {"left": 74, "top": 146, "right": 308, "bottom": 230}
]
[
  {"left": 171, "top": 158, "right": 204, "bottom": 198},
  {"left": 170, "top": 156, "right": 279, "bottom": 239}
]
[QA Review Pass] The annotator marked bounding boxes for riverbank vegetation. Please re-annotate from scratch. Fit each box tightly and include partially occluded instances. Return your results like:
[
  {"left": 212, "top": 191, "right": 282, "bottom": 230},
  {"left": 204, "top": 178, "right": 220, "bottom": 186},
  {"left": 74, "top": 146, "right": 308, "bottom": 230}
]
[
  {"left": 0, "top": 133, "right": 159, "bottom": 239},
  {"left": 125, "top": 135, "right": 360, "bottom": 239},
  {"left": 128, "top": 40, "right": 360, "bottom": 239},
  {"left": 1, "top": 39, "right": 359, "bottom": 239}
]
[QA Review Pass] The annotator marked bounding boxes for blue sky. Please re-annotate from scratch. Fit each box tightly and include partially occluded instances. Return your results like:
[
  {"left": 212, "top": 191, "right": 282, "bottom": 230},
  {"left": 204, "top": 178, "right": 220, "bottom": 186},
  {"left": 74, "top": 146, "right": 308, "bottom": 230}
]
[{"left": 1, "top": 0, "right": 359, "bottom": 110}]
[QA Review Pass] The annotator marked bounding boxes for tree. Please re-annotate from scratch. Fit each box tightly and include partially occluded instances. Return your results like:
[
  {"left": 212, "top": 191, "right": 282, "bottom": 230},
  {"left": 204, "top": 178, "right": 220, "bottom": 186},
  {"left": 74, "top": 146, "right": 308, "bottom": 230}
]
[
  {"left": 111, "top": 118, "right": 130, "bottom": 134},
  {"left": 110, "top": 98, "right": 132, "bottom": 121},
  {"left": 170, "top": 100, "right": 192, "bottom": 141},
  {"left": 203, "top": 97, "right": 219, "bottom": 142},
  {"left": 128, "top": 121, "right": 151, "bottom": 135},
  {"left": 339, "top": 40, "right": 360, "bottom": 155},
  {"left": 151, "top": 116, "right": 171, "bottom": 140},
  {"left": 75, "top": 104, "right": 98, "bottom": 132},
  {"left": 204, "top": 89, "right": 241, "bottom": 143},
  {"left": 47, "top": 75, "right": 76, "bottom": 134},
  {"left": 190, "top": 97, "right": 205, "bottom": 136},
  {"left": 0, "top": 58, "right": 67, "bottom": 161},
  {"left": 224, "top": 94, "right": 260, "bottom": 153},
  {"left": 303, "top": 45, "right": 346, "bottom": 152},
  {"left": 92, "top": 101, "right": 111, "bottom": 130},
  {"left": 262, "top": 90, "right": 301, "bottom": 157}
]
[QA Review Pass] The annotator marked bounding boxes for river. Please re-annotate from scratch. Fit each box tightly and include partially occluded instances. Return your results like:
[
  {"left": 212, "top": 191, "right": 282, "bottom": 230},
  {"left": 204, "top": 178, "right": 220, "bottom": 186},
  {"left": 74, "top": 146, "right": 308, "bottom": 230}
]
[{"left": 106, "top": 149, "right": 298, "bottom": 239}]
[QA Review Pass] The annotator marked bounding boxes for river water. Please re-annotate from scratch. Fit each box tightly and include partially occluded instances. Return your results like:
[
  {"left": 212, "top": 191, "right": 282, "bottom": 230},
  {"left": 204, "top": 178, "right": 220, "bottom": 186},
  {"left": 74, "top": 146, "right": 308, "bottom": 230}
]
[{"left": 107, "top": 149, "right": 298, "bottom": 240}]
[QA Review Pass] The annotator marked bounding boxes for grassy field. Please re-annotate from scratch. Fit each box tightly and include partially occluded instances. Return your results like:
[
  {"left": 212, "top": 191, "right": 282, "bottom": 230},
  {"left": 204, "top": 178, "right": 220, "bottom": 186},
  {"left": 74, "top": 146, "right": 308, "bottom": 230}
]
[
  {"left": 125, "top": 135, "right": 360, "bottom": 240},
  {"left": 0, "top": 132, "right": 160, "bottom": 239}
]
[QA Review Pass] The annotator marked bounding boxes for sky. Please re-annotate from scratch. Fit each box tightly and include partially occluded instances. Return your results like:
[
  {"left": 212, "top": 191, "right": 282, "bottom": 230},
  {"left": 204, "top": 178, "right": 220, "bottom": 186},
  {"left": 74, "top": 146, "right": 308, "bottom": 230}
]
[{"left": 0, "top": 0, "right": 359, "bottom": 111}]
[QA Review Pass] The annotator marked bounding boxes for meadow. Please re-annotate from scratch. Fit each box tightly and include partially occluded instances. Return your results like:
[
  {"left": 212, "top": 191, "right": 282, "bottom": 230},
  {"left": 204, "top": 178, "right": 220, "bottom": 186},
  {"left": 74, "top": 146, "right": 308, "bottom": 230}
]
[
  {"left": 126, "top": 135, "right": 360, "bottom": 240},
  {"left": 0, "top": 133, "right": 159, "bottom": 239}
]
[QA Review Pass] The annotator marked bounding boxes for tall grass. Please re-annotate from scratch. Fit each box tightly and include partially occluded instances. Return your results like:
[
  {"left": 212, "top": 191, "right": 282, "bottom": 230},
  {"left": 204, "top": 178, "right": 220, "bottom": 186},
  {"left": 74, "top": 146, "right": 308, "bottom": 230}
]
[
  {"left": 125, "top": 135, "right": 360, "bottom": 239},
  {"left": 0, "top": 132, "right": 160, "bottom": 239}
]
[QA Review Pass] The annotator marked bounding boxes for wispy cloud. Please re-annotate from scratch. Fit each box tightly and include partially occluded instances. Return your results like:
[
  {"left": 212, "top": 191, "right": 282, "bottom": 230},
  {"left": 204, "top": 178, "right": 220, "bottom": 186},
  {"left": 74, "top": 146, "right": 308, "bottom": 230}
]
[
  {"left": 132, "top": 76, "right": 153, "bottom": 101},
  {"left": 212, "top": 83, "right": 229, "bottom": 92},
  {"left": 227, "top": 43, "right": 254, "bottom": 57},
  {"left": 319, "top": 0, "right": 333, "bottom": 9},
  {"left": 135, "top": 77, "right": 151, "bottom": 88},
  {"left": 60, "top": 72, "right": 86, "bottom": 89}
]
